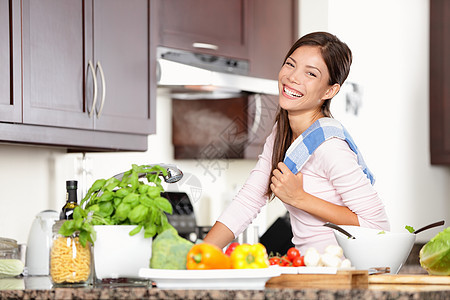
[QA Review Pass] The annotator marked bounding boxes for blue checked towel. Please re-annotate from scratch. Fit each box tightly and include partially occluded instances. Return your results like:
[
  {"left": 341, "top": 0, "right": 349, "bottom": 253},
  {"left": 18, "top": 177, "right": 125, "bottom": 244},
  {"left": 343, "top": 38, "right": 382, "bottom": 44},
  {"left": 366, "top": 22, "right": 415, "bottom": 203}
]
[{"left": 283, "top": 118, "right": 375, "bottom": 185}]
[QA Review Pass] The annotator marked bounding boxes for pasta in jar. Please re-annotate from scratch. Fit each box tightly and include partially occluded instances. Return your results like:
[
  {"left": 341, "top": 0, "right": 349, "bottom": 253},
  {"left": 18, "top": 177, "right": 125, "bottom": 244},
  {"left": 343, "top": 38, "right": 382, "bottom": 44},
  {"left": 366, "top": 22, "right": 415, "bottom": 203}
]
[{"left": 50, "top": 235, "right": 91, "bottom": 285}]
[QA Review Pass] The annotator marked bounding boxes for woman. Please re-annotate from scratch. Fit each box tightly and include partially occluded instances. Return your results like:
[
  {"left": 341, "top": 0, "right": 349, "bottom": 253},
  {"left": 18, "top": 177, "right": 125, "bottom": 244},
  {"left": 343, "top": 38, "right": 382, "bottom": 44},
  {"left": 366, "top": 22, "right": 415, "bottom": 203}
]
[{"left": 203, "top": 32, "right": 390, "bottom": 254}]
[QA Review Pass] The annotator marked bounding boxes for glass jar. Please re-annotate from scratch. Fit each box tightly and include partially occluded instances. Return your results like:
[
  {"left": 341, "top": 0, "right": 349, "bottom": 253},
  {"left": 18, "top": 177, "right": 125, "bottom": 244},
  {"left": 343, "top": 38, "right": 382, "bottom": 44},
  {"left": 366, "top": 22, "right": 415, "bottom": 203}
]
[
  {"left": 0, "top": 238, "right": 19, "bottom": 259},
  {"left": 49, "top": 221, "right": 92, "bottom": 286}
]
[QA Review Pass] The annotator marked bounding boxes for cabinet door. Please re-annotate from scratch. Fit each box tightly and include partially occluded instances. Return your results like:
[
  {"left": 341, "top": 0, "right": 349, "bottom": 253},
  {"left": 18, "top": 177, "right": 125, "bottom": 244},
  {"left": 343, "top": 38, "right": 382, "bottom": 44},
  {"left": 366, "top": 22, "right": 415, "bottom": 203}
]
[
  {"left": 158, "top": 0, "right": 249, "bottom": 60},
  {"left": 92, "top": 0, "right": 153, "bottom": 134},
  {"left": 22, "top": 0, "right": 92, "bottom": 129},
  {"left": 430, "top": 0, "right": 450, "bottom": 164},
  {"left": 248, "top": 0, "right": 297, "bottom": 80},
  {"left": 0, "top": 0, "right": 21, "bottom": 123}
]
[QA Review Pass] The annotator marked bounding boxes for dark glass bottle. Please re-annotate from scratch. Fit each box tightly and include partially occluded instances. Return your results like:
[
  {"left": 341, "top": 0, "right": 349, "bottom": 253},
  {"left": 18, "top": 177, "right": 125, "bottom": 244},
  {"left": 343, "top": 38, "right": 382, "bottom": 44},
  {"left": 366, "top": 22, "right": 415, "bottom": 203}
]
[{"left": 60, "top": 180, "right": 78, "bottom": 220}]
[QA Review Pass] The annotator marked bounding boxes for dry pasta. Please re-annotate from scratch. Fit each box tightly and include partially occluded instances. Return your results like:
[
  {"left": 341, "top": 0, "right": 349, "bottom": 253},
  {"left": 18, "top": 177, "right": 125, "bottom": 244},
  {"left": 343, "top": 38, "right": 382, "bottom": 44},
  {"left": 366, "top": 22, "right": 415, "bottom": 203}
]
[{"left": 50, "top": 236, "right": 91, "bottom": 284}]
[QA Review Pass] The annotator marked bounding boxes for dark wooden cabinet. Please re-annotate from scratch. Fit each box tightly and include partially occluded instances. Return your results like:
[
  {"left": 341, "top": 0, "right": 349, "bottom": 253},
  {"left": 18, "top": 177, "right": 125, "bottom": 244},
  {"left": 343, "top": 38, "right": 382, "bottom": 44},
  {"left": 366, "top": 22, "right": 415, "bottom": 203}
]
[
  {"left": 22, "top": 0, "right": 154, "bottom": 135},
  {"left": 0, "top": 0, "right": 156, "bottom": 151},
  {"left": 430, "top": 0, "right": 450, "bottom": 164},
  {"left": 248, "top": 0, "right": 298, "bottom": 80},
  {"left": 157, "top": 0, "right": 297, "bottom": 80},
  {"left": 0, "top": 0, "right": 21, "bottom": 123},
  {"left": 157, "top": 0, "right": 250, "bottom": 60}
]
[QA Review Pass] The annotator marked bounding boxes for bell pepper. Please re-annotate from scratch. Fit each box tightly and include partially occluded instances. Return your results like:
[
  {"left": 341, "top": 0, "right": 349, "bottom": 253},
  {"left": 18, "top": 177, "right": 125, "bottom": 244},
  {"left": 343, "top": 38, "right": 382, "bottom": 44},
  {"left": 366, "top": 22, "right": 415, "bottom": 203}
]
[
  {"left": 225, "top": 242, "right": 240, "bottom": 256},
  {"left": 186, "top": 243, "right": 232, "bottom": 270},
  {"left": 230, "top": 243, "right": 270, "bottom": 269}
]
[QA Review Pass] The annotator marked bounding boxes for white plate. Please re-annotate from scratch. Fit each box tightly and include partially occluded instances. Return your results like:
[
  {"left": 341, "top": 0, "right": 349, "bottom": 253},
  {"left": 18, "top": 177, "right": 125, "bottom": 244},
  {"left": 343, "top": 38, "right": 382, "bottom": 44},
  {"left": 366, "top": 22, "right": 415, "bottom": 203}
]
[
  {"left": 138, "top": 267, "right": 282, "bottom": 290},
  {"left": 271, "top": 266, "right": 355, "bottom": 274}
]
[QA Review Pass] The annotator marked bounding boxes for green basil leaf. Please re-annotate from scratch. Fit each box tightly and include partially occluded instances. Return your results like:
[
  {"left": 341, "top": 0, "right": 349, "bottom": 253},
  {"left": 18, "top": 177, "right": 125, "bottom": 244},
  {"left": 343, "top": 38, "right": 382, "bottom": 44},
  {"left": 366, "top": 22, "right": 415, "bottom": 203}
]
[{"left": 154, "top": 196, "right": 173, "bottom": 214}]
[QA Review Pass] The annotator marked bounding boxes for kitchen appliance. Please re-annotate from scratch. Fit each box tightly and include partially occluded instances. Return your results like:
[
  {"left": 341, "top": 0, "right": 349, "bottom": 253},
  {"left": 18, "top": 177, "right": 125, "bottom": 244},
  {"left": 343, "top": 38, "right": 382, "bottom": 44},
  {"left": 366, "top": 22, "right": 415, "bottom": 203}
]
[
  {"left": 161, "top": 191, "right": 207, "bottom": 242},
  {"left": 25, "top": 210, "right": 59, "bottom": 276},
  {"left": 156, "top": 46, "right": 279, "bottom": 96}
]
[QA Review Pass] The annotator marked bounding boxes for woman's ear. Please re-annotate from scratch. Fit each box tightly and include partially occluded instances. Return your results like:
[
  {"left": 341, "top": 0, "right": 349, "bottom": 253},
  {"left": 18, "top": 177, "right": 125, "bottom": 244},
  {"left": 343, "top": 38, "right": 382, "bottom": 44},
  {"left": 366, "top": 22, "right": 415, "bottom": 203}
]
[{"left": 322, "top": 83, "right": 341, "bottom": 100}]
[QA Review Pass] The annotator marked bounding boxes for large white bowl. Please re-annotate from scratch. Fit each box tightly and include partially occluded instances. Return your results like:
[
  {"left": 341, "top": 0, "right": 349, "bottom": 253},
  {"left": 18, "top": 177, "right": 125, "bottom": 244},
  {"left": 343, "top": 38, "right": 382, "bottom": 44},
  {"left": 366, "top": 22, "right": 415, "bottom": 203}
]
[{"left": 333, "top": 226, "right": 416, "bottom": 274}]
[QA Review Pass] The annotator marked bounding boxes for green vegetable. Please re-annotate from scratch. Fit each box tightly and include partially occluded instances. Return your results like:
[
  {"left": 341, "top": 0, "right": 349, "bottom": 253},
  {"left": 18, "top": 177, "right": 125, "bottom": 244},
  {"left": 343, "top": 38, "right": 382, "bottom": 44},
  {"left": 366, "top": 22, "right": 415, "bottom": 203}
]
[
  {"left": 0, "top": 259, "right": 24, "bottom": 277},
  {"left": 377, "top": 231, "right": 386, "bottom": 234},
  {"left": 150, "top": 228, "right": 194, "bottom": 270},
  {"left": 60, "top": 164, "right": 174, "bottom": 247},
  {"left": 419, "top": 227, "right": 450, "bottom": 275},
  {"left": 405, "top": 225, "right": 415, "bottom": 233}
]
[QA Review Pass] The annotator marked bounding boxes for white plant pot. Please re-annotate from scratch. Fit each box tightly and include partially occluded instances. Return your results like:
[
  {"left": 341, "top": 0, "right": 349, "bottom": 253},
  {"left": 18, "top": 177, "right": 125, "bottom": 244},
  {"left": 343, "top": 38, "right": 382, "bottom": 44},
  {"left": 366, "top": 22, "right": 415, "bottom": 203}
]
[{"left": 93, "top": 225, "right": 152, "bottom": 280}]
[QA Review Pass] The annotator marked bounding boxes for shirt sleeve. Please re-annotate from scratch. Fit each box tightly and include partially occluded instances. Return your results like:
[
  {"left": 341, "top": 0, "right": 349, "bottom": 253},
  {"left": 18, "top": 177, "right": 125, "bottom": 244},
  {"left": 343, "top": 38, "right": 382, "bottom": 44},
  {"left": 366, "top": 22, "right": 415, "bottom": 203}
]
[
  {"left": 313, "top": 138, "right": 390, "bottom": 230},
  {"left": 216, "top": 126, "right": 276, "bottom": 238}
]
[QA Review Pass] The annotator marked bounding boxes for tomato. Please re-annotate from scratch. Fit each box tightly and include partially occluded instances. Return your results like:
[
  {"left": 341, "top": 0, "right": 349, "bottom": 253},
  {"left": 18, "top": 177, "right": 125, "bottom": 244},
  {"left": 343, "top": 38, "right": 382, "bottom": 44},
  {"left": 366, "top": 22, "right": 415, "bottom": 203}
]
[
  {"left": 225, "top": 242, "right": 239, "bottom": 256},
  {"left": 269, "top": 257, "right": 280, "bottom": 266},
  {"left": 287, "top": 247, "right": 300, "bottom": 262},
  {"left": 292, "top": 255, "right": 305, "bottom": 267},
  {"left": 279, "top": 255, "right": 291, "bottom": 267}
]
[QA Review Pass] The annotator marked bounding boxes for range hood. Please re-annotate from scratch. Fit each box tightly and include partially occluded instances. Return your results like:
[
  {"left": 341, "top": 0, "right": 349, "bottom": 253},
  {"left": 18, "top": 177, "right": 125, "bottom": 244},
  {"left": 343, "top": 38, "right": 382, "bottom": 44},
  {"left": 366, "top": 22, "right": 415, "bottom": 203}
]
[{"left": 156, "top": 47, "right": 279, "bottom": 97}]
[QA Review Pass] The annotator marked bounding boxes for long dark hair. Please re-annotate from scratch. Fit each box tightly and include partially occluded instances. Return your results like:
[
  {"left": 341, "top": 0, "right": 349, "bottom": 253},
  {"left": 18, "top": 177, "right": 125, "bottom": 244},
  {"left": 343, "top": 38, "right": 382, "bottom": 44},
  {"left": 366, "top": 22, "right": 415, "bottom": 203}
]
[{"left": 266, "top": 32, "right": 353, "bottom": 198}]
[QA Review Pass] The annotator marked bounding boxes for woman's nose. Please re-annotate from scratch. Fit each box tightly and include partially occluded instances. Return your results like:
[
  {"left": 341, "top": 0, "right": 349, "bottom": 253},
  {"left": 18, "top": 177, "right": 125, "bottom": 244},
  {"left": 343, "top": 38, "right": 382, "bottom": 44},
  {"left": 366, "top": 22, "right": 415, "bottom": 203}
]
[{"left": 287, "top": 70, "right": 301, "bottom": 85}]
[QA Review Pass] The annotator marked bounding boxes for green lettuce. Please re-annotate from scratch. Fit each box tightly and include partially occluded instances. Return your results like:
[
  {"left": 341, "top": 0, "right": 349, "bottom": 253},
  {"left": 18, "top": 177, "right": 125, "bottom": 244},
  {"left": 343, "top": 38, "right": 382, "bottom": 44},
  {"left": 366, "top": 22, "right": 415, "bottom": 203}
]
[{"left": 419, "top": 227, "right": 450, "bottom": 275}]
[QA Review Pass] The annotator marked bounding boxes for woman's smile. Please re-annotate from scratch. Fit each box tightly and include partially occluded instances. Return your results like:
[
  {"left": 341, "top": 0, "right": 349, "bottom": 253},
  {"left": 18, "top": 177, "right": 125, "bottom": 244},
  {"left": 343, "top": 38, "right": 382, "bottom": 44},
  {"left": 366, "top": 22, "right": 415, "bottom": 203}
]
[{"left": 283, "top": 85, "right": 304, "bottom": 99}]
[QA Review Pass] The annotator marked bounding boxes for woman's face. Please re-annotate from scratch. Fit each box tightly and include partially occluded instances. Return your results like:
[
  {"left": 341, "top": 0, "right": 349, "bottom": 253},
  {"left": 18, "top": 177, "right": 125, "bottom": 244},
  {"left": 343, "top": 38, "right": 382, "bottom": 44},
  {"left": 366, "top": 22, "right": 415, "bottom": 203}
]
[{"left": 278, "top": 45, "right": 335, "bottom": 116}]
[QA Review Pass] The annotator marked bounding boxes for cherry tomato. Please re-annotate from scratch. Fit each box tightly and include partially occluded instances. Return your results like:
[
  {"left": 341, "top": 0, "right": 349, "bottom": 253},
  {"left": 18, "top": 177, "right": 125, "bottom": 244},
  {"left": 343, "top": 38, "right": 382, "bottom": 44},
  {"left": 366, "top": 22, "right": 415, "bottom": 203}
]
[
  {"left": 225, "top": 242, "right": 239, "bottom": 256},
  {"left": 279, "top": 255, "right": 292, "bottom": 267},
  {"left": 292, "top": 255, "right": 305, "bottom": 267},
  {"left": 269, "top": 257, "right": 280, "bottom": 265},
  {"left": 287, "top": 247, "right": 300, "bottom": 262}
]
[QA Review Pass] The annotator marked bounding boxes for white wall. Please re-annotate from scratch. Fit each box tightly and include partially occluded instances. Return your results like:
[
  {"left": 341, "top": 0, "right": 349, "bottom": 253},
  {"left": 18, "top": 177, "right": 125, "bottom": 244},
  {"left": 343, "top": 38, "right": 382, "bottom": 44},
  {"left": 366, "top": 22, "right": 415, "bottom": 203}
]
[{"left": 0, "top": 0, "right": 448, "bottom": 245}]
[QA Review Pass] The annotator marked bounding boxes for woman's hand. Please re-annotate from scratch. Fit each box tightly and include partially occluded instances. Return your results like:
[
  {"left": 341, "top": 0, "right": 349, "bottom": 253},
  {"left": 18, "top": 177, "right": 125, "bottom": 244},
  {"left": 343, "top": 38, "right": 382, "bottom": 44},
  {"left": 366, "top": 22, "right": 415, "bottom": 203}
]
[
  {"left": 270, "top": 162, "right": 306, "bottom": 207},
  {"left": 271, "top": 162, "right": 359, "bottom": 226}
]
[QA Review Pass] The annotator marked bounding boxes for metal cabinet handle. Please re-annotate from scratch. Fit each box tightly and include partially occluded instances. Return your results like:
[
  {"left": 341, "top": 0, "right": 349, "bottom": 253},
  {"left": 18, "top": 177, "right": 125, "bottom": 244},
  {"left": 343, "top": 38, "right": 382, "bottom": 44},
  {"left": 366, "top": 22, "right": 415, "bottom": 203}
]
[
  {"left": 96, "top": 61, "right": 106, "bottom": 118},
  {"left": 192, "top": 42, "right": 219, "bottom": 51},
  {"left": 87, "top": 60, "right": 98, "bottom": 118}
]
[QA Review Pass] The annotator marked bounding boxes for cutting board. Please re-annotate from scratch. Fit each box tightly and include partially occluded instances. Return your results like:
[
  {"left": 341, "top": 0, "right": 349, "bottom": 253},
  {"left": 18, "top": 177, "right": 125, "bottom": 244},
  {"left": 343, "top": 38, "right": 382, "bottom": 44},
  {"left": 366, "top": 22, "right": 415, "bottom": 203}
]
[
  {"left": 265, "top": 270, "right": 369, "bottom": 288},
  {"left": 369, "top": 274, "right": 450, "bottom": 285}
]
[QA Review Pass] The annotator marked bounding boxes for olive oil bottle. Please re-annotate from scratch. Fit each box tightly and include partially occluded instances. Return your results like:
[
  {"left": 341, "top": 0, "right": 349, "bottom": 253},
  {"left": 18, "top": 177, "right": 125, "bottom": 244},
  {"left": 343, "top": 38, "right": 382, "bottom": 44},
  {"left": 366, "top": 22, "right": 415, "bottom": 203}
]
[{"left": 59, "top": 180, "right": 79, "bottom": 220}]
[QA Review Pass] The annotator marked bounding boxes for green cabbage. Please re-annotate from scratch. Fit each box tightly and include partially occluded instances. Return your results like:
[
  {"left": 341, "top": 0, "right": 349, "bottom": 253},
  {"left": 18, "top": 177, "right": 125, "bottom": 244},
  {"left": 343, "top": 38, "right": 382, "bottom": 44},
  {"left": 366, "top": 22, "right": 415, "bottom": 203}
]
[
  {"left": 150, "top": 228, "right": 193, "bottom": 270},
  {"left": 0, "top": 259, "right": 24, "bottom": 277},
  {"left": 419, "top": 227, "right": 450, "bottom": 275}
]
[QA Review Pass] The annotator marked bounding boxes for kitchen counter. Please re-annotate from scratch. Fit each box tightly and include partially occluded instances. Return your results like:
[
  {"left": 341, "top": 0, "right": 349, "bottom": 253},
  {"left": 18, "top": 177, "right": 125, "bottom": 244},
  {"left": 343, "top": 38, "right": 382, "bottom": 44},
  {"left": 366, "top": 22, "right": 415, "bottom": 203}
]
[{"left": 0, "top": 275, "right": 449, "bottom": 300}]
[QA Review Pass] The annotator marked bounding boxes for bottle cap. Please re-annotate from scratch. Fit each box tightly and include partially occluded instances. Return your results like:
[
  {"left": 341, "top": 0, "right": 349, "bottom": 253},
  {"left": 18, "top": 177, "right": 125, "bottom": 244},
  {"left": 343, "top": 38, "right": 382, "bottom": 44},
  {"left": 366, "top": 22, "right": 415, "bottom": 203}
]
[{"left": 66, "top": 180, "right": 78, "bottom": 190}]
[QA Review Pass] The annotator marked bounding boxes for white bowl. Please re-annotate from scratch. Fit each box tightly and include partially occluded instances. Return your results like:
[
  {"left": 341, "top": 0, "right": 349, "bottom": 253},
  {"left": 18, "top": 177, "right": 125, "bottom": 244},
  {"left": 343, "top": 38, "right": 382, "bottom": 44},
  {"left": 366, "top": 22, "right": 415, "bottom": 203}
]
[{"left": 333, "top": 226, "right": 416, "bottom": 274}]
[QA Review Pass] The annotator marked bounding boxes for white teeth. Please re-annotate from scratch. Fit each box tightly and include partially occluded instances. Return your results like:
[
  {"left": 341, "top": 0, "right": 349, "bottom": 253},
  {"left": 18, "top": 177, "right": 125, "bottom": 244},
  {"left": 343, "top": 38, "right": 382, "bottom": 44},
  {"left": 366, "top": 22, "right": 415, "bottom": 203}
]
[{"left": 284, "top": 87, "right": 302, "bottom": 98}]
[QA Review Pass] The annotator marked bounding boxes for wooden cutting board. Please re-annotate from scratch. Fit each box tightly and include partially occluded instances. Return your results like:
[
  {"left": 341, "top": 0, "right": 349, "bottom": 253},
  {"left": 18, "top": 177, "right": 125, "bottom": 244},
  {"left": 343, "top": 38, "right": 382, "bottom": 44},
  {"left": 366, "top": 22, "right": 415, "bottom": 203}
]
[
  {"left": 265, "top": 270, "right": 369, "bottom": 288},
  {"left": 369, "top": 274, "right": 450, "bottom": 285}
]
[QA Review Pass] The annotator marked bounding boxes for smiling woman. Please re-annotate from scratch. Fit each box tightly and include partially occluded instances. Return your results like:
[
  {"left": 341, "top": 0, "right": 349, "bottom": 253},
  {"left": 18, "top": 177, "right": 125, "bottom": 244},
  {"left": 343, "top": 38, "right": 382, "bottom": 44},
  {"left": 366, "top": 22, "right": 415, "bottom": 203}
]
[{"left": 203, "top": 32, "right": 390, "bottom": 256}]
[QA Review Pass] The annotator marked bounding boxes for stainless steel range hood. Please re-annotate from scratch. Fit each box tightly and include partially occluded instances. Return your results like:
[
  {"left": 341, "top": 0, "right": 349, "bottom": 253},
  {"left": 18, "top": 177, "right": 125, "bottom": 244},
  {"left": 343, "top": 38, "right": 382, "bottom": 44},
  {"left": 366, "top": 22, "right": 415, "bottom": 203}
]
[{"left": 156, "top": 47, "right": 279, "bottom": 97}]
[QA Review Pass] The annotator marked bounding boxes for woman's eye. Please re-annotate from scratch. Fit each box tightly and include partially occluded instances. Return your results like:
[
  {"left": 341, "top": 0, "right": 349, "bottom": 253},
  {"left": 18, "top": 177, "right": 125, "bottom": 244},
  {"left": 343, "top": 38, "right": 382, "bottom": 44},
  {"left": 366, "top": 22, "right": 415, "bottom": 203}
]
[
  {"left": 307, "top": 72, "right": 317, "bottom": 77},
  {"left": 285, "top": 62, "right": 295, "bottom": 67}
]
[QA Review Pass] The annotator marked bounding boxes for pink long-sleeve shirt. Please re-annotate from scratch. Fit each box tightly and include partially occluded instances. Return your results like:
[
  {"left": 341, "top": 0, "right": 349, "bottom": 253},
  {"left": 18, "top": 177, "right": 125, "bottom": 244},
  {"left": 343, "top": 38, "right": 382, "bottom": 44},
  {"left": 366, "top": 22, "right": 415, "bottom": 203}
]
[{"left": 217, "top": 126, "right": 390, "bottom": 254}]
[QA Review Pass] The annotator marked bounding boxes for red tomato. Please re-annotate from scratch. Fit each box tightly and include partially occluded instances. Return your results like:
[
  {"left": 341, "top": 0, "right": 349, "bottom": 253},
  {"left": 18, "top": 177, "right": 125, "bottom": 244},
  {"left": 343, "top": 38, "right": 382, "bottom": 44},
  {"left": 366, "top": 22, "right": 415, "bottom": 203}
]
[
  {"left": 279, "top": 255, "right": 292, "bottom": 267},
  {"left": 287, "top": 247, "right": 300, "bottom": 262},
  {"left": 225, "top": 242, "right": 239, "bottom": 256},
  {"left": 269, "top": 257, "right": 280, "bottom": 266},
  {"left": 292, "top": 255, "right": 305, "bottom": 267}
]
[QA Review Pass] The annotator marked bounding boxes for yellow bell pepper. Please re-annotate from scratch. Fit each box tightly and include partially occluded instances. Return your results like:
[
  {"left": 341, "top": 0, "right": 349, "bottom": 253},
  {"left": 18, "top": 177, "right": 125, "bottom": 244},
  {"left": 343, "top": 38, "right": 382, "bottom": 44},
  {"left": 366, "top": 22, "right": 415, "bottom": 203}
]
[
  {"left": 230, "top": 243, "right": 270, "bottom": 269},
  {"left": 186, "top": 243, "right": 232, "bottom": 270}
]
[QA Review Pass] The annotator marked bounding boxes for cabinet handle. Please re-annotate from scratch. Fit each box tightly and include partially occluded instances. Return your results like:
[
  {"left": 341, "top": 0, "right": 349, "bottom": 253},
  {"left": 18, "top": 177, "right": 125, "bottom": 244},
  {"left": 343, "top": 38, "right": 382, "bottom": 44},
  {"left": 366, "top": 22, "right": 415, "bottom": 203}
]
[
  {"left": 96, "top": 61, "right": 106, "bottom": 118},
  {"left": 87, "top": 60, "right": 98, "bottom": 118},
  {"left": 192, "top": 42, "right": 219, "bottom": 51}
]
